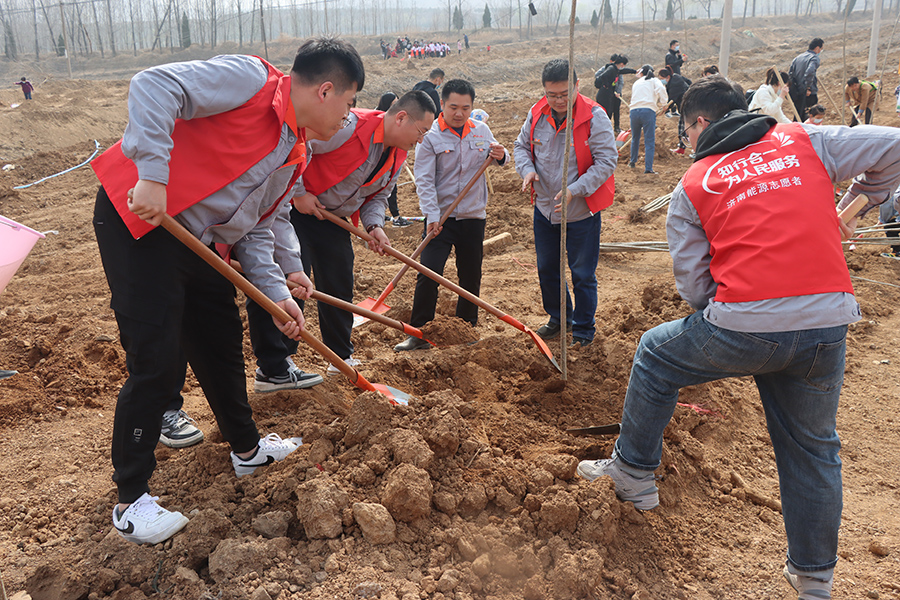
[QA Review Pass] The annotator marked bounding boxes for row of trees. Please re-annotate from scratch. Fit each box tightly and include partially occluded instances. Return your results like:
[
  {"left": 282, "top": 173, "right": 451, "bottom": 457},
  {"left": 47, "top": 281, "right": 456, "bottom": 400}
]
[{"left": 0, "top": 0, "right": 892, "bottom": 62}]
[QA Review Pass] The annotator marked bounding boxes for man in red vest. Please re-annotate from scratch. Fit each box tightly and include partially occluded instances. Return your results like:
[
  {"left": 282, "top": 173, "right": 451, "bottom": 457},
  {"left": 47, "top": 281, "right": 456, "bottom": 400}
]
[
  {"left": 91, "top": 39, "right": 364, "bottom": 545},
  {"left": 248, "top": 91, "right": 436, "bottom": 374},
  {"left": 578, "top": 75, "right": 900, "bottom": 599},
  {"left": 513, "top": 58, "right": 617, "bottom": 348}
]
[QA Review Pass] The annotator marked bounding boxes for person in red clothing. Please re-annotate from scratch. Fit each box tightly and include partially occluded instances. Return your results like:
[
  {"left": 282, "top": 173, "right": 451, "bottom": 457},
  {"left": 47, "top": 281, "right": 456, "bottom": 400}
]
[
  {"left": 15, "top": 77, "right": 33, "bottom": 100},
  {"left": 577, "top": 75, "right": 900, "bottom": 600},
  {"left": 91, "top": 38, "right": 364, "bottom": 545}
]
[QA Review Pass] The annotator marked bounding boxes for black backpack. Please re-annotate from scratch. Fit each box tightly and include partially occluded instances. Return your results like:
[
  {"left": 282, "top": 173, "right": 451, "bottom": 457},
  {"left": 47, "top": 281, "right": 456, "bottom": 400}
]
[
  {"left": 594, "top": 64, "right": 614, "bottom": 90},
  {"left": 745, "top": 88, "right": 756, "bottom": 105}
]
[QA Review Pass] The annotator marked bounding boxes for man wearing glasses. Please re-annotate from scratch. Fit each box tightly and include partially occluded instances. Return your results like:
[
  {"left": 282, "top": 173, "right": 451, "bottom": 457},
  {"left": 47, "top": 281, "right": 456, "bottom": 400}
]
[
  {"left": 247, "top": 90, "right": 436, "bottom": 375},
  {"left": 514, "top": 58, "right": 617, "bottom": 348}
]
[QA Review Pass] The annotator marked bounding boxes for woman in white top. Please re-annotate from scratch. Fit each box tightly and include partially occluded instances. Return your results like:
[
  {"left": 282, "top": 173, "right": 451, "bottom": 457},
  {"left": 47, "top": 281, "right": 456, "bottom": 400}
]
[
  {"left": 748, "top": 68, "right": 792, "bottom": 123},
  {"left": 629, "top": 64, "right": 668, "bottom": 174}
]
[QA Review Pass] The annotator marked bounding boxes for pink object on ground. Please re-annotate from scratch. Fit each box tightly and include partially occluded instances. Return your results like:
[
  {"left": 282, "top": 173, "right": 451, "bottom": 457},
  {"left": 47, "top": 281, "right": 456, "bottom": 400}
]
[{"left": 0, "top": 216, "right": 44, "bottom": 294}]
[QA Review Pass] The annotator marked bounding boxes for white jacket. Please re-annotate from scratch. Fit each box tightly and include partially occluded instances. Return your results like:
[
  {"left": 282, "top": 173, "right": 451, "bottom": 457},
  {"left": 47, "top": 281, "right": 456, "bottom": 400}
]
[
  {"left": 629, "top": 77, "right": 668, "bottom": 111},
  {"left": 749, "top": 84, "right": 792, "bottom": 123}
]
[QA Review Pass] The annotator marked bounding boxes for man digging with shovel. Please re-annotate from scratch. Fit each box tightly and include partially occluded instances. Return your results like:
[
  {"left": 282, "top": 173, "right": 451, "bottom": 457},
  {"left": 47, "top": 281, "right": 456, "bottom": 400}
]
[
  {"left": 91, "top": 39, "right": 364, "bottom": 545},
  {"left": 394, "top": 79, "right": 507, "bottom": 351},
  {"left": 577, "top": 75, "right": 900, "bottom": 600},
  {"left": 247, "top": 91, "right": 436, "bottom": 373}
]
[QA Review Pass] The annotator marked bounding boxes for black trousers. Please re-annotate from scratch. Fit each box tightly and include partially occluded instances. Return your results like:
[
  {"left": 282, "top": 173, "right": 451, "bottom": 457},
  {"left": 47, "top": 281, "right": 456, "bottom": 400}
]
[
  {"left": 93, "top": 188, "right": 259, "bottom": 504},
  {"left": 409, "top": 218, "right": 485, "bottom": 327},
  {"left": 849, "top": 106, "right": 872, "bottom": 127},
  {"left": 790, "top": 88, "right": 817, "bottom": 122},
  {"left": 247, "top": 208, "right": 356, "bottom": 362},
  {"left": 596, "top": 89, "right": 616, "bottom": 123},
  {"left": 387, "top": 185, "right": 400, "bottom": 218}
]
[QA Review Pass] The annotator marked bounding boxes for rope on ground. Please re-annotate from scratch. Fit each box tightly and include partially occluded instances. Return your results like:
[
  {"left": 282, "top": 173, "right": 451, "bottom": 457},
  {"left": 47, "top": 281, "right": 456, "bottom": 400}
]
[
  {"left": 13, "top": 140, "right": 101, "bottom": 190},
  {"left": 850, "top": 275, "right": 900, "bottom": 289}
]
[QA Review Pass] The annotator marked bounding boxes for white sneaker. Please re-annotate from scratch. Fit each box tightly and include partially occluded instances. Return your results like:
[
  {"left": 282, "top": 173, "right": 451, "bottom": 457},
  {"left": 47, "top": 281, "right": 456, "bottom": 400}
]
[
  {"left": 577, "top": 453, "right": 659, "bottom": 510},
  {"left": 230, "top": 433, "right": 303, "bottom": 477},
  {"left": 327, "top": 356, "right": 361, "bottom": 375},
  {"left": 159, "top": 409, "right": 204, "bottom": 448},
  {"left": 783, "top": 563, "right": 833, "bottom": 599},
  {"left": 112, "top": 493, "right": 189, "bottom": 545}
]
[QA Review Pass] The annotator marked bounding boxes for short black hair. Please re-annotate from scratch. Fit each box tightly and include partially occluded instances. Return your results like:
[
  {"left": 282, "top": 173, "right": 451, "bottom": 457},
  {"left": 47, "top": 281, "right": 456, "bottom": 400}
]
[
  {"left": 375, "top": 92, "right": 397, "bottom": 112},
  {"left": 702, "top": 64, "right": 719, "bottom": 76},
  {"left": 847, "top": 76, "right": 860, "bottom": 86},
  {"left": 429, "top": 68, "right": 445, "bottom": 79},
  {"left": 609, "top": 53, "right": 619, "bottom": 62},
  {"left": 670, "top": 40, "right": 679, "bottom": 47},
  {"left": 616, "top": 54, "right": 629, "bottom": 65},
  {"left": 292, "top": 37, "right": 365, "bottom": 93},
  {"left": 809, "top": 37, "right": 824, "bottom": 51},
  {"left": 441, "top": 79, "right": 476, "bottom": 102},
  {"left": 681, "top": 75, "right": 748, "bottom": 124},
  {"left": 542, "top": 59, "right": 575, "bottom": 84},
  {"left": 659, "top": 68, "right": 671, "bottom": 78},
  {"left": 388, "top": 90, "right": 437, "bottom": 120}
]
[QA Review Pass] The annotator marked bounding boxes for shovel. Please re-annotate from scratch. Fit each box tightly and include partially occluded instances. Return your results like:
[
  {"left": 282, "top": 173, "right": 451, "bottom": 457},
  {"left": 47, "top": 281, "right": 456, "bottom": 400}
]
[
  {"left": 566, "top": 423, "right": 621, "bottom": 436},
  {"left": 229, "top": 259, "right": 436, "bottom": 347},
  {"left": 354, "top": 154, "right": 496, "bottom": 327},
  {"left": 319, "top": 210, "right": 562, "bottom": 373},
  {"left": 160, "top": 215, "right": 413, "bottom": 406}
]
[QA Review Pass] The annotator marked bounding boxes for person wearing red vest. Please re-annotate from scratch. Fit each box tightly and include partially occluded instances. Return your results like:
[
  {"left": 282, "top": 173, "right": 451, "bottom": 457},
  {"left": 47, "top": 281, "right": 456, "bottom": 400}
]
[
  {"left": 248, "top": 91, "right": 436, "bottom": 374},
  {"left": 91, "top": 39, "right": 364, "bottom": 545},
  {"left": 578, "top": 76, "right": 900, "bottom": 600},
  {"left": 513, "top": 59, "right": 617, "bottom": 348}
]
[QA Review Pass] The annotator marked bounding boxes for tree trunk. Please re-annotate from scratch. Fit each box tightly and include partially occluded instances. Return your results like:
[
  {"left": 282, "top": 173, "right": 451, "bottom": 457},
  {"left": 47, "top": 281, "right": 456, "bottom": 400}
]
[
  {"left": 31, "top": 0, "right": 40, "bottom": 59},
  {"left": 90, "top": 0, "right": 104, "bottom": 56}
]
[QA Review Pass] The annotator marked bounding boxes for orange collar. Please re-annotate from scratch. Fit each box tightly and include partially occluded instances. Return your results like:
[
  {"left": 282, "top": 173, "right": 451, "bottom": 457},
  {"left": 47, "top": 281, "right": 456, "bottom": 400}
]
[
  {"left": 373, "top": 117, "right": 386, "bottom": 144},
  {"left": 283, "top": 96, "right": 307, "bottom": 168},
  {"left": 438, "top": 113, "right": 473, "bottom": 138}
]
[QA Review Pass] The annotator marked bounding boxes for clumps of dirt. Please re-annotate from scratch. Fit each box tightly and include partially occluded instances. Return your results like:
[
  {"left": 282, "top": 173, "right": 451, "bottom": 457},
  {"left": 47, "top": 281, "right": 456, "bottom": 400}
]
[
  {"left": 420, "top": 314, "right": 479, "bottom": 346},
  {"left": 24, "top": 388, "right": 640, "bottom": 600},
  {"left": 627, "top": 207, "right": 651, "bottom": 223}
]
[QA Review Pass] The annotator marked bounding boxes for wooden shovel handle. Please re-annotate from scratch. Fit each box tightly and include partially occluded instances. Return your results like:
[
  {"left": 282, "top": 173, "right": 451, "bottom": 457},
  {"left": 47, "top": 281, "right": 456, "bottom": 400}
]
[
  {"left": 838, "top": 194, "right": 869, "bottom": 224},
  {"left": 160, "top": 215, "right": 372, "bottom": 391}
]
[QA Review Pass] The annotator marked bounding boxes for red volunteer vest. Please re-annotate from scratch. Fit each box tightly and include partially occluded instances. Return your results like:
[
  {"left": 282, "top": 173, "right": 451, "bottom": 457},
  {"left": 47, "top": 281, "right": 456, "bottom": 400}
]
[
  {"left": 301, "top": 109, "right": 407, "bottom": 204},
  {"left": 529, "top": 94, "right": 615, "bottom": 213},
  {"left": 681, "top": 123, "right": 853, "bottom": 303},
  {"left": 91, "top": 58, "right": 306, "bottom": 240}
]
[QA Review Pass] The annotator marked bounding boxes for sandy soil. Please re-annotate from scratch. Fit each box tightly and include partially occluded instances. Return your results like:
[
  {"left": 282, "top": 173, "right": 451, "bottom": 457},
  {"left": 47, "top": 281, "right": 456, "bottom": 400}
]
[{"left": 1, "top": 15, "right": 899, "bottom": 600}]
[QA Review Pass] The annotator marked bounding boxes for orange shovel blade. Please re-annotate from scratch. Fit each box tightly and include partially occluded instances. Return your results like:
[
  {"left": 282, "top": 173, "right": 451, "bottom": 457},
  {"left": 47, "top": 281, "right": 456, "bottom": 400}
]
[{"left": 352, "top": 297, "right": 392, "bottom": 328}]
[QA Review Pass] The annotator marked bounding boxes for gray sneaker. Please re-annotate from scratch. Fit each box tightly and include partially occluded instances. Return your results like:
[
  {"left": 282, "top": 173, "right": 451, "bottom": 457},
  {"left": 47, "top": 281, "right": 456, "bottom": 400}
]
[
  {"left": 254, "top": 363, "right": 324, "bottom": 393},
  {"left": 577, "top": 454, "right": 659, "bottom": 510},
  {"left": 783, "top": 563, "right": 833, "bottom": 599},
  {"left": 159, "top": 409, "right": 204, "bottom": 448}
]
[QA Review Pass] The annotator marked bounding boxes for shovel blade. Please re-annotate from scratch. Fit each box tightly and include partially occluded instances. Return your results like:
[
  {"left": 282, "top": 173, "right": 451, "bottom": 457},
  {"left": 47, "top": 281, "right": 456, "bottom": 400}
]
[
  {"left": 0, "top": 370, "right": 17, "bottom": 381},
  {"left": 565, "top": 423, "right": 622, "bottom": 436},
  {"left": 525, "top": 327, "right": 563, "bottom": 373},
  {"left": 371, "top": 383, "right": 413, "bottom": 406},
  {"left": 352, "top": 297, "right": 392, "bottom": 328}
]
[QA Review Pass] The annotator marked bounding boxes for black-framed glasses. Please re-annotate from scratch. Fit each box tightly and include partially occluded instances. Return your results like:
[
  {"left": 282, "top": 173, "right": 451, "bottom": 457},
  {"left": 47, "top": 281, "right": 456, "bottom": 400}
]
[{"left": 545, "top": 91, "right": 570, "bottom": 101}]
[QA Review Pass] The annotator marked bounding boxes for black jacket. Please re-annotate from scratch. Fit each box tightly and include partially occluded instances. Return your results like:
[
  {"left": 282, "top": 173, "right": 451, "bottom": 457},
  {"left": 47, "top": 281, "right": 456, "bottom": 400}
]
[
  {"left": 665, "top": 73, "right": 692, "bottom": 99},
  {"left": 665, "top": 49, "right": 684, "bottom": 74}
]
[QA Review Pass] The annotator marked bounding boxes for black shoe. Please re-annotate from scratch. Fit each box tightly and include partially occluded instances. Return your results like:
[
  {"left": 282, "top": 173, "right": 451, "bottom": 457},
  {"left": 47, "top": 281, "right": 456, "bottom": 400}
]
[
  {"left": 536, "top": 321, "right": 571, "bottom": 340},
  {"left": 569, "top": 336, "right": 593, "bottom": 348},
  {"left": 394, "top": 335, "right": 431, "bottom": 351},
  {"left": 254, "top": 365, "right": 324, "bottom": 392},
  {"left": 644, "top": 170, "right": 658, "bottom": 175}
]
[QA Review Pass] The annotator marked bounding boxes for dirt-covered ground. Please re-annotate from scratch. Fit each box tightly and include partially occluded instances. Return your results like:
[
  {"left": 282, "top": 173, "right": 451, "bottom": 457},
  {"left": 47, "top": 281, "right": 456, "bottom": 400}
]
[{"left": 1, "top": 15, "right": 900, "bottom": 600}]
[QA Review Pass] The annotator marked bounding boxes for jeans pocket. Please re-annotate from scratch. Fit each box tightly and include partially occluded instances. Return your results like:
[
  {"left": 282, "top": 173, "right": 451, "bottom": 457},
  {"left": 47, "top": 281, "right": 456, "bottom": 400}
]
[
  {"left": 701, "top": 329, "right": 778, "bottom": 374},
  {"left": 805, "top": 339, "right": 846, "bottom": 392}
]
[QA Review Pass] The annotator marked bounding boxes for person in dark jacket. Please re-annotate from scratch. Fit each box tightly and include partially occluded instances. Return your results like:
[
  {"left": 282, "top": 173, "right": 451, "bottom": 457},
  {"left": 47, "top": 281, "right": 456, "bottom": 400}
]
[
  {"left": 413, "top": 68, "right": 443, "bottom": 117},
  {"left": 659, "top": 67, "right": 692, "bottom": 153},
  {"left": 594, "top": 54, "right": 636, "bottom": 132},
  {"left": 789, "top": 37, "right": 824, "bottom": 122},
  {"left": 665, "top": 40, "right": 685, "bottom": 75}
]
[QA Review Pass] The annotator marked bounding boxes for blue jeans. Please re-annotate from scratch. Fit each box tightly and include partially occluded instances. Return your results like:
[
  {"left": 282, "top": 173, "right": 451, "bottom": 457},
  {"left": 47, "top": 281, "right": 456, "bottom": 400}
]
[
  {"left": 533, "top": 207, "right": 601, "bottom": 341},
  {"left": 615, "top": 311, "right": 846, "bottom": 572},
  {"left": 629, "top": 108, "right": 656, "bottom": 172}
]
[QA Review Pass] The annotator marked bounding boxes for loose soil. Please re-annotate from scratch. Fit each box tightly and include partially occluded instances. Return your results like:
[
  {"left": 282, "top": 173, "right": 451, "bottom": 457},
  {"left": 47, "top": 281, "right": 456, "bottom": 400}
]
[{"left": 1, "top": 15, "right": 899, "bottom": 600}]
